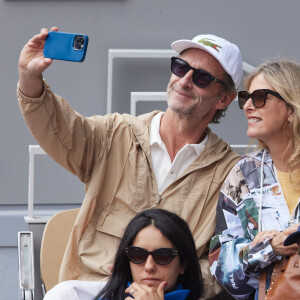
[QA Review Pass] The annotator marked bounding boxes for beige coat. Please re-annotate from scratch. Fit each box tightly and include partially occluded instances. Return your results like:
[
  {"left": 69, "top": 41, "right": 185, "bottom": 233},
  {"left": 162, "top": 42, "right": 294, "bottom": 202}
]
[{"left": 18, "top": 81, "right": 240, "bottom": 297}]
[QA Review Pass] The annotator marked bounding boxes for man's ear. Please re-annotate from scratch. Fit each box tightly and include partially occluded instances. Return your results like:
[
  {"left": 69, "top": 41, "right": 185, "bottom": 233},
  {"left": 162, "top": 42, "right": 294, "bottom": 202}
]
[{"left": 215, "top": 92, "right": 237, "bottom": 110}]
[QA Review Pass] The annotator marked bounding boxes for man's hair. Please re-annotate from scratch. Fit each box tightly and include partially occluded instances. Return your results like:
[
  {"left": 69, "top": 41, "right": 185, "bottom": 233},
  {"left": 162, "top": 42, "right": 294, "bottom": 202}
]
[
  {"left": 95, "top": 208, "right": 202, "bottom": 300},
  {"left": 210, "top": 72, "right": 236, "bottom": 124},
  {"left": 244, "top": 57, "right": 300, "bottom": 189}
]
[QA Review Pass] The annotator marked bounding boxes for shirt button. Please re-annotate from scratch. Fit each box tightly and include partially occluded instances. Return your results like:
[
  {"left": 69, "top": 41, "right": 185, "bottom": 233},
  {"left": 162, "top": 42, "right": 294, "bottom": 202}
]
[{"left": 171, "top": 171, "right": 177, "bottom": 177}]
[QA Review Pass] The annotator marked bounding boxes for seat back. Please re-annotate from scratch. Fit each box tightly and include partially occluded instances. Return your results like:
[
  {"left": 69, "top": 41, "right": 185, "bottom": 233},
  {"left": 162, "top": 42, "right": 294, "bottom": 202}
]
[{"left": 40, "top": 208, "right": 79, "bottom": 292}]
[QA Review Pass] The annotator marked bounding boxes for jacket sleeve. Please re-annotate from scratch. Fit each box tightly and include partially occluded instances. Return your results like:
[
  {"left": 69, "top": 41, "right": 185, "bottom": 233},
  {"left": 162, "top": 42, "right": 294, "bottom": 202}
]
[
  {"left": 17, "top": 80, "right": 112, "bottom": 183},
  {"left": 208, "top": 163, "right": 277, "bottom": 299}
]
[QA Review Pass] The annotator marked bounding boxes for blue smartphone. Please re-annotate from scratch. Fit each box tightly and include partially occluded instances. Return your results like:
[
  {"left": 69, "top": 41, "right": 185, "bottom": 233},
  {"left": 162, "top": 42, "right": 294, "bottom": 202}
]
[{"left": 43, "top": 31, "right": 89, "bottom": 62}]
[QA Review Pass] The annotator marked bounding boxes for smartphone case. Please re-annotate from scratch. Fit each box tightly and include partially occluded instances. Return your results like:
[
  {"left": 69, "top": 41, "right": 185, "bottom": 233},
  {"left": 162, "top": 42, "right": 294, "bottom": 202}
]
[{"left": 43, "top": 31, "right": 89, "bottom": 62}]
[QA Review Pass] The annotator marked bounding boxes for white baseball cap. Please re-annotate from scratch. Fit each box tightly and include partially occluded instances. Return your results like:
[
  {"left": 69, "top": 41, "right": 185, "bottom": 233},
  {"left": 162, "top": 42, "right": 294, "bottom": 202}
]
[{"left": 171, "top": 34, "right": 243, "bottom": 89}]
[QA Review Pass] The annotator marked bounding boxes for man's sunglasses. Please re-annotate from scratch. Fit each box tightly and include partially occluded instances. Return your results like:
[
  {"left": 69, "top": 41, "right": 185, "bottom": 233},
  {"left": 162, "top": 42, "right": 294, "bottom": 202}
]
[
  {"left": 125, "top": 246, "right": 180, "bottom": 265},
  {"left": 171, "top": 57, "right": 225, "bottom": 88},
  {"left": 238, "top": 89, "right": 285, "bottom": 109}
]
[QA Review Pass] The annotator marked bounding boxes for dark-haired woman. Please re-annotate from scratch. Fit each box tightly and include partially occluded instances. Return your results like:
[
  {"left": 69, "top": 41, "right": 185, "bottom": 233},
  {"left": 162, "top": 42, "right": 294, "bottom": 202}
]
[{"left": 96, "top": 208, "right": 202, "bottom": 300}]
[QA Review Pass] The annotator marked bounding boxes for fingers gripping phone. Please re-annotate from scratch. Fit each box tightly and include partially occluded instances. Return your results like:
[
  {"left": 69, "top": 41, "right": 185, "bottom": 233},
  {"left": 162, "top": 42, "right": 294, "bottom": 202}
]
[{"left": 43, "top": 31, "right": 89, "bottom": 62}]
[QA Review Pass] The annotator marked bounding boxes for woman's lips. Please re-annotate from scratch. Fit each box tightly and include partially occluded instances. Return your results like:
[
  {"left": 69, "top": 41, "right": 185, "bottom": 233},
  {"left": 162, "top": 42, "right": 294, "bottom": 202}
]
[
  {"left": 247, "top": 116, "right": 262, "bottom": 124},
  {"left": 142, "top": 278, "right": 161, "bottom": 285}
]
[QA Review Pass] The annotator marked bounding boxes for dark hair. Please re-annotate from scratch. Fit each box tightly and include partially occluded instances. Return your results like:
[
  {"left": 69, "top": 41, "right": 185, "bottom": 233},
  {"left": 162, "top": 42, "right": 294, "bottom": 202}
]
[
  {"left": 210, "top": 72, "right": 236, "bottom": 124},
  {"left": 95, "top": 208, "right": 202, "bottom": 300}
]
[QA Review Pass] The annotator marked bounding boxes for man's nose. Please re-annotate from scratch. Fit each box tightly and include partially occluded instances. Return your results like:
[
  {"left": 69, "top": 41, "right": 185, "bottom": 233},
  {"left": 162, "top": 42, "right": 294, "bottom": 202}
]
[{"left": 179, "top": 70, "right": 194, "bottom": 88}]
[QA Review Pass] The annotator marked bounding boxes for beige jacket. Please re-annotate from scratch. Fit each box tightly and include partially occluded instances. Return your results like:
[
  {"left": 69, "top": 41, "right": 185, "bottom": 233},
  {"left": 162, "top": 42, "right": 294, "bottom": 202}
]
[{"left": 18, "top": 81, "right": 240, "bottom": 298}]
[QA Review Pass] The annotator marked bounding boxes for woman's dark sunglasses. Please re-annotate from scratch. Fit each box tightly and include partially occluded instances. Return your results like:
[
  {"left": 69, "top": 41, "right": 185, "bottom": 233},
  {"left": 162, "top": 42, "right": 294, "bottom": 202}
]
[
  {"left": 125, "top": 246, "right": 179, "bottom": 265},
  {"left": 238, "top": 89, "right": 285, "bottom": 109},
  {"left": 171, "top": 57, "right": 225, "bottom": 88}
]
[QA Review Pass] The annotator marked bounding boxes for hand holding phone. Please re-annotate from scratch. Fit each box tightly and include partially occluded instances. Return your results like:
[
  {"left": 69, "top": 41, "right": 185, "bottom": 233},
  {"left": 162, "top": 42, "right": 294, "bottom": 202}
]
[{"left": 43, "top": 31, "right": 89, "bottom": 62}]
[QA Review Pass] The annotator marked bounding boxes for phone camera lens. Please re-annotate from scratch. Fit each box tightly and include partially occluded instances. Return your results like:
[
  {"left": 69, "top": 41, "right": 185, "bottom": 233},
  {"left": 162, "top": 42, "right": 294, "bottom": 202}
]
[{"left": 73, "top": 35, "right": 84, "bottom": 50}]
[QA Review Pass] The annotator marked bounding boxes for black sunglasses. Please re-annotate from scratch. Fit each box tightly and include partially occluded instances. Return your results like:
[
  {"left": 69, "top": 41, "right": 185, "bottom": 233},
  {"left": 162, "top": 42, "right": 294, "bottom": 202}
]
[
  {"left": 238, "top": 89, "right": 285, "bottom": 109},
  {"left": 125, "top": 246, "right": 180, "bottom": 265},
  {"left": 171, "top": 57, "right": 225, "bottom": 88}
]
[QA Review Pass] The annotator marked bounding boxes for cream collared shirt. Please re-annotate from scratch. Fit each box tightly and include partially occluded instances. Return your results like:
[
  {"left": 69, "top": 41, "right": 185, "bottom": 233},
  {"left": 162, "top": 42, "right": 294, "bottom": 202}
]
[{"left": 150, "top": 112, "right": 208, "bottom": 195}]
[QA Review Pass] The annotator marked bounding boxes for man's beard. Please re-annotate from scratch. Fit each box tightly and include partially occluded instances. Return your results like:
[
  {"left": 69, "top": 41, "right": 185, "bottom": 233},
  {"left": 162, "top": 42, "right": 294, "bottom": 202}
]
[
  {"left": 166, "top": 85, "right": 199, "bottom": 116},
  {"left": 167, "top": 89, "right": 215, "bottom": 120}
]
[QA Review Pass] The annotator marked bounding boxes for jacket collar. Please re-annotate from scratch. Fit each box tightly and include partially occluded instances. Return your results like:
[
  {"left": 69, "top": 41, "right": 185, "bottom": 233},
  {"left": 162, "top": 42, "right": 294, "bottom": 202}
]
[
  {"left": 123, "top": 111, "right": 235, "bottom": 171},
  {"left": 244, "top": 148, "right": 272, "bottom": 163}
]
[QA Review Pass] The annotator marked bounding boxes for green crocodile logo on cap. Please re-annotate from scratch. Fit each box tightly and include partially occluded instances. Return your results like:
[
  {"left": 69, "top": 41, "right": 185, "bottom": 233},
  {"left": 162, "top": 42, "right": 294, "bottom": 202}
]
[{"left": 198, "top": 38, "right": 222, "bottom": 52}]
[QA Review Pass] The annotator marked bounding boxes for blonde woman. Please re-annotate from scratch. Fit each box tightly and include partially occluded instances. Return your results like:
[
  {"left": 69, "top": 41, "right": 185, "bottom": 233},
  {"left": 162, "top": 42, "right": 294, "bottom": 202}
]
[{"left": 209, "top": 58, "right": 300, "bottom": 299}]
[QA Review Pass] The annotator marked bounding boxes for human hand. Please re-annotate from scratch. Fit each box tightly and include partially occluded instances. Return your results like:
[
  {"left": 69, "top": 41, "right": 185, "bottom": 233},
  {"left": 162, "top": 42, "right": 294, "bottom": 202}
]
[
  {"left": 271, "top": 224, "right": 300, "bottom": 256},
  {"left": 125, "top": 281, "right": 166, "bottom": 300},
  {"left": 252, "top": 230, "right": 280, "bottom": 247},
  {"left": 19, "top": 27, "right": 59, "bottom": 76},
  {"left": 18, "top": 27, "right": 58, "bottom": 97}
]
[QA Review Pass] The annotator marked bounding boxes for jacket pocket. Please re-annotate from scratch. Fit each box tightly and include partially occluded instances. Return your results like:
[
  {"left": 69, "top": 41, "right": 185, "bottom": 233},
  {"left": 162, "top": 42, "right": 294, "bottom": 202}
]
[{"left": 96, "top": 210, "right": 135, "bottom": 238}]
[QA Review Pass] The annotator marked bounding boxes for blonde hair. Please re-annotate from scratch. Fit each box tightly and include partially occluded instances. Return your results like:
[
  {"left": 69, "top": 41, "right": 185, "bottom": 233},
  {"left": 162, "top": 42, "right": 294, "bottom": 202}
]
[{"left": 244, "top": 58, "right": 300, "bottom": 189}]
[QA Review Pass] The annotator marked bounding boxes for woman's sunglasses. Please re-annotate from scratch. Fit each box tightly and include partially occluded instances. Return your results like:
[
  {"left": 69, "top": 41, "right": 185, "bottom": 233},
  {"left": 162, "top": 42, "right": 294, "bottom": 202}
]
[
  {"left": 238, "top": 89, "right": 285, "bottom": 109},
  {"left": 125, "top": 246, "right": 179, "bottom": 265},
  {"left": 171, "top": 57, "right": 225, "bottom": 88}
]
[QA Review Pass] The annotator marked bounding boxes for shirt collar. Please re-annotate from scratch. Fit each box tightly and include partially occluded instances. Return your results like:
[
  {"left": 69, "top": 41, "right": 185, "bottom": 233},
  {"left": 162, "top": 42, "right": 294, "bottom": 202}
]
[
  {"left": 150, "top": 111, "right": 164, "bottom": 147},
  {"left": 150, "top": 112, "right": 208, "bottom": 155}
]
